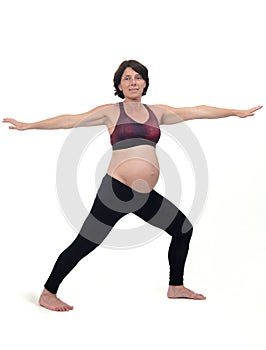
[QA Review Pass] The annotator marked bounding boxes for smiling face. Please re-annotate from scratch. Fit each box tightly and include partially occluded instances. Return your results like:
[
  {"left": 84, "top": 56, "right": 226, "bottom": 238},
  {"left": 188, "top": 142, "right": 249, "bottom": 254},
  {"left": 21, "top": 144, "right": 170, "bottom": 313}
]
[{"left": 118, "top": 67, "right": 147, "bottom": 102}]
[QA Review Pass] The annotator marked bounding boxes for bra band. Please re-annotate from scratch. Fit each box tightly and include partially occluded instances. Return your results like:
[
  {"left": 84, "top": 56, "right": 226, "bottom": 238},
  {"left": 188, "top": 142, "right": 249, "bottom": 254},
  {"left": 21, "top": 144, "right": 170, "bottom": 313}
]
[{"left": 112, "top": 138, "right": 156, "bottom": 150}]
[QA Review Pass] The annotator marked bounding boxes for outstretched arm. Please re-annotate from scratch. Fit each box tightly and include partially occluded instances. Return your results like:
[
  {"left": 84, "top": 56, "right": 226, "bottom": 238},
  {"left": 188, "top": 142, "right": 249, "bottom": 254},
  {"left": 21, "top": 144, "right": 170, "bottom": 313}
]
[
  {"left": 2, "top": 104, "right": 114, "bottom": 130},
  {"left": 158, "top": 104, "right": 263, "bottom": 125}
]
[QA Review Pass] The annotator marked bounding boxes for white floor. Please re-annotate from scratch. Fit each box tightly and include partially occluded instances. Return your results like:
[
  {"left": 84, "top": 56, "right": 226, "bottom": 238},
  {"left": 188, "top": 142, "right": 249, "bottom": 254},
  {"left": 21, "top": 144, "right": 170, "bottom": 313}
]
[{"left": 1, "top": 223, "right": 265, "bottom": 350}]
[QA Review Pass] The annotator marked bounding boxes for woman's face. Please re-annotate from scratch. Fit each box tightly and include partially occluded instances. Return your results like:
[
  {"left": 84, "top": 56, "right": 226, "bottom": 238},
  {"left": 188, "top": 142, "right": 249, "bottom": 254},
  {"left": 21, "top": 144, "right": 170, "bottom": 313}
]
[{"left": 118, "top": 67, "right": 146, "bottom": 102}]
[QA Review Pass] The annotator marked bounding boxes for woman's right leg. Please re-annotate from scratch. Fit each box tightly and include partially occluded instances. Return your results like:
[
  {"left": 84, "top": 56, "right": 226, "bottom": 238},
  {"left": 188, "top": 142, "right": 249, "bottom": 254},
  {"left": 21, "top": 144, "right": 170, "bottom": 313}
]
[
  {"left": 44, "top": 187, "right": 131, "bottom": 294},
  {"left": 39, "top": 175, "right": 134, "bottom": 310},
  {"left": 43, "top": 235, "right": 100, "bottom": 295}
]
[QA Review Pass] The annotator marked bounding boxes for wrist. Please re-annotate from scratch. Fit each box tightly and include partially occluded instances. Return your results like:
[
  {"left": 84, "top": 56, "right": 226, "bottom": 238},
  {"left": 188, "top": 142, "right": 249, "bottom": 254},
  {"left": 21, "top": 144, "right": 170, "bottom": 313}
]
[
  {"left": 231, "top": 109, "right": 238, "bottom": 117},
  {"left": 25, "top": 122, "right": 34, "bottom": 130}
]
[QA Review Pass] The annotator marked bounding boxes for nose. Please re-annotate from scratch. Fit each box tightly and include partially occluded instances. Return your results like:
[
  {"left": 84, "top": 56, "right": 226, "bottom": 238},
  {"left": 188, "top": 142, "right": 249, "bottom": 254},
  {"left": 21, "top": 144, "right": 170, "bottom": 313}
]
[{"left": 130, "top": 78, "right": 137, "bottom": 85}]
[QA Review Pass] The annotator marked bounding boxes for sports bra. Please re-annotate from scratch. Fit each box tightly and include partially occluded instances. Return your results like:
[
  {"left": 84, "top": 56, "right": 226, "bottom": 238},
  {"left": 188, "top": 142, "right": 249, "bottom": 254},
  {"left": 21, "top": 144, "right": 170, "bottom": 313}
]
[{"left": 110, "top": 102, "right": 161, "bottom": 150}]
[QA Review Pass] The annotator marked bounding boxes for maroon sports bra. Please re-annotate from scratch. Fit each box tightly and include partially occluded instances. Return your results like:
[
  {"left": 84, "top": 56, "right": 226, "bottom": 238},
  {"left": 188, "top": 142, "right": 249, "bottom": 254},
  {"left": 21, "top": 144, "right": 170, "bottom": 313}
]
[{"left": 110, "top": 103, "right": 161, "bottom": 150}]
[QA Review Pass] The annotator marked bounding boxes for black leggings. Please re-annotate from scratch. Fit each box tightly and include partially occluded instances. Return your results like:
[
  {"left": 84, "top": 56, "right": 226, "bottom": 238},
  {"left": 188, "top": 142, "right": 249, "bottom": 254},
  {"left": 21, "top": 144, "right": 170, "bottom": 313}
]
[{"left": 44, "top": 174, "right": 193, "bottom": 294}]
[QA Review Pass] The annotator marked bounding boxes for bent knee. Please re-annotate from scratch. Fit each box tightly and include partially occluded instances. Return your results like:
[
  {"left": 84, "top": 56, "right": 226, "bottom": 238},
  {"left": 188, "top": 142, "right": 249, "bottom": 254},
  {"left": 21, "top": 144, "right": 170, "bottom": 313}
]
[
  {"left": 182, "top": 218, "right": 193, "bottom": 235},
  {"left": 166, "top": 216, "right": 193, "bottom": 236}
]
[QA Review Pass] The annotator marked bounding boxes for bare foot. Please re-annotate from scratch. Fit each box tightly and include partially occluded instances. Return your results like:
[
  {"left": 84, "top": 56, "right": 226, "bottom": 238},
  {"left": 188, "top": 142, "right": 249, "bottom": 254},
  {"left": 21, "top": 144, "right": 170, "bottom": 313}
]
[
  {"left": 38, "top": 288, "right": 74, "bottom": 311},
  {"left": 167, "top": 285, "right": 206, "bottom": 300}
]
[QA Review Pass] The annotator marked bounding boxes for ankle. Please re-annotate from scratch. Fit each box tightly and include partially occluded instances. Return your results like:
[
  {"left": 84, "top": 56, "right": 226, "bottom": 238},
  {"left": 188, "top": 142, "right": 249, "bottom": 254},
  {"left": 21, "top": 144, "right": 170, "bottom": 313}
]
[{"left": 42, "top": 288, "right": 56, "bottom": 296}]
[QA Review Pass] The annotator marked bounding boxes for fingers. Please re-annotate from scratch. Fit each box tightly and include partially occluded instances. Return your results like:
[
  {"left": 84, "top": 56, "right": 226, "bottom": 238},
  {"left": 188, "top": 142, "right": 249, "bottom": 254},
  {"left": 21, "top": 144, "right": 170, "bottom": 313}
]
[
  {"left": 3, "top": 118, "right": 16, "bottom": 124},
  {"left": 3, "top": 118, "right": 21, "bottom": 129},
  {"left": 242, "top": 105, "right": 263, "bottom": 118},
  {"left": 3, "top": 119, "right": 15, "bottom": 129},
  {"left": 250, "top": 105, "right": 263, "bottom": 113}
]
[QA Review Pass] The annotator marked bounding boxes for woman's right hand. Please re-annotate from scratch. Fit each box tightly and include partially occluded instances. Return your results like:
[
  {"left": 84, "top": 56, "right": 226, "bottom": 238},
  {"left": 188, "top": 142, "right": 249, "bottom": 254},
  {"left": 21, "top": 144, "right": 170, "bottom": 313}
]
[{"left": 2, "top": 118, "right": 30, "bottom": 130}]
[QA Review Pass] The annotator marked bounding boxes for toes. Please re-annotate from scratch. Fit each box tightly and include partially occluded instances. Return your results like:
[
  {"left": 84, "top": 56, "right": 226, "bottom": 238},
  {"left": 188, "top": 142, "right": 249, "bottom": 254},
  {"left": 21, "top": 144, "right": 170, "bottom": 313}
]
[
  {"left": 195, "top": 293, "right": 206, "bottom": 300},
  {"left": 55, "top": 306, "right": 68, "bottom": 312},
  {"left": 56, "top": 304, "right": 71, "bottom": 312}
]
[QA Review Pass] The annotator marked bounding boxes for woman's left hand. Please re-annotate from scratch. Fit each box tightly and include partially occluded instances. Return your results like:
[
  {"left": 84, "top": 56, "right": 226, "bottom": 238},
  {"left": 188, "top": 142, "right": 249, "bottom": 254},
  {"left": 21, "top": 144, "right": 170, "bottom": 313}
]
[{"left": 234, "top": 105, "right": 263, "bottom": 118}]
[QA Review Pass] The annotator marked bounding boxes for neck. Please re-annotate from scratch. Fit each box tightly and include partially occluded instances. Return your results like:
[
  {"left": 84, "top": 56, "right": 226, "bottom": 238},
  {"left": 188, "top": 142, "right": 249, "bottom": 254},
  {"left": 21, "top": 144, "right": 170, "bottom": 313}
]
[
  {"left": 123, "top": 99, "right": 143, "bottom": 111},
  {"left": 124, "top": 97, "right": 142, "bottom": 103}
]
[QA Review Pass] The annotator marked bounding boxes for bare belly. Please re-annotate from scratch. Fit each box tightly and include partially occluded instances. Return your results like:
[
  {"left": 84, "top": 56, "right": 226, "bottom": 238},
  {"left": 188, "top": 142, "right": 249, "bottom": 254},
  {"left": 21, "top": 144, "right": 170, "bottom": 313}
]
[{"left": 107, "top": 145, "right": 160, "bottom": 193}]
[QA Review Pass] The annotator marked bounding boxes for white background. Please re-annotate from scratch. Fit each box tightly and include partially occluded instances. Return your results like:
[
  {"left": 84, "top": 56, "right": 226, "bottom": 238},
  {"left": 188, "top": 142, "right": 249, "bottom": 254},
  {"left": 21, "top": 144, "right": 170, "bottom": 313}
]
[{"left": 0, "top": 0, "right": 265, "bottom": 349}]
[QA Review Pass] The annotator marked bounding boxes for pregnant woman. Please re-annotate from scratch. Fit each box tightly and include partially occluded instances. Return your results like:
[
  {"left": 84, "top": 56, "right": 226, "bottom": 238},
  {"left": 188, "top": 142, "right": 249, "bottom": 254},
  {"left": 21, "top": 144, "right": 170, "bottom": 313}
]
[{"left": 3, "top": 60, "right": 262, "bottom": 311}]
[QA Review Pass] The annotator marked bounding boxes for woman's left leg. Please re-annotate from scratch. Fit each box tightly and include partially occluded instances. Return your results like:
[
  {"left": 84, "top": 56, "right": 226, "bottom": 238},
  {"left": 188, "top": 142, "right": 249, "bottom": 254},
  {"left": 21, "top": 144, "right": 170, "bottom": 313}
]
[{"left": 133, "top": 189, "right": 206, "bottom": 299}]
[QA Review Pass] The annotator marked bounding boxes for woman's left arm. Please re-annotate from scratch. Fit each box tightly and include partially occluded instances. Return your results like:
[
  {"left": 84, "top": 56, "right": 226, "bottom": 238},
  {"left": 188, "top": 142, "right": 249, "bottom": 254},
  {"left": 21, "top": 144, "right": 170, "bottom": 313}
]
[{"left": 158, "top": 104, "right": 263, "bottom": 125}]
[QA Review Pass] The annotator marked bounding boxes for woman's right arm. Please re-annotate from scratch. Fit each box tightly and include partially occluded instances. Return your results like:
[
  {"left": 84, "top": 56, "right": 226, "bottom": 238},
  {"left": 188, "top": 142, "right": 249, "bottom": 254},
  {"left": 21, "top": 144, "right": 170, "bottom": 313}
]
[{"left": 2, "top": 104, "right": 114, "bottom": 131}]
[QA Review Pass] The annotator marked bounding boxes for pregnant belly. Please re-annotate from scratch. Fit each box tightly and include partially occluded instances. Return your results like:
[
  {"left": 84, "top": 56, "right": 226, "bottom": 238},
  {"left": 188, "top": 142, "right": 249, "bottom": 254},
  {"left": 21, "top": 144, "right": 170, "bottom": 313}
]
[
  {"left": 107, "top": 147, "right": 160, "bottom": 193},
  {"left": 114, "top": 158, "right": 159, "bottom": 192}
]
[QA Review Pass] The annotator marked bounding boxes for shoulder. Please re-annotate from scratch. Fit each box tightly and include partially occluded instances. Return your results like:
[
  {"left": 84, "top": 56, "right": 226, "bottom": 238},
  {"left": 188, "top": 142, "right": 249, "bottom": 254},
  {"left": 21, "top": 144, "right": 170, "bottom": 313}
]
[
  {"left": 89, "top": 103, "right": 115, "bottom": 113},
  {"left": 87, "top": 103, "right": 120, "bottom": 117},
  {"left": 145, "top": 104, "right": 176, "bottom": 124},
  {"left": 155, "top": 104, "right": 177, "bottom": 113},
  {"left": 78, "top": 103, "right": 119, "bottom": 122}
]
